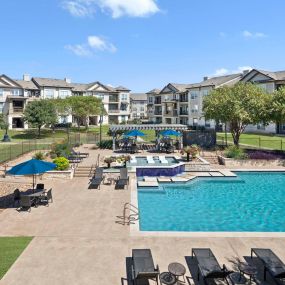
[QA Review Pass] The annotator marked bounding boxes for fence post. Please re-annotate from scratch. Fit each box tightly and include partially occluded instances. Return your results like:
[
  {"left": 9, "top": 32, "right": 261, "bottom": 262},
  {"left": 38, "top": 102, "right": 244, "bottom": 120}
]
[
  {"left": 281, "top": 139, "right": 283, "bottom": 151},
  {"left": 258, "top": 137, "right": 261, "bottom": 148}
]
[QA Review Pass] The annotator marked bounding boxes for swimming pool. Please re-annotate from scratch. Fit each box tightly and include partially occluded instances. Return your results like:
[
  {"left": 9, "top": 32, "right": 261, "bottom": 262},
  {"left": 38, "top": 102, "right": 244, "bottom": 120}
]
[{"left": 138, "top": 172, "right": 285, "bottom": 232}]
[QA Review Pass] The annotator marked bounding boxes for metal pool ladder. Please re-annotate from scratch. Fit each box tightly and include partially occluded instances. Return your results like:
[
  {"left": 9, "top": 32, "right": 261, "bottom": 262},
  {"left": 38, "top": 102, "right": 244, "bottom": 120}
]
[{"left": 116, "top": 203, "right": 139, "bottom": 226}]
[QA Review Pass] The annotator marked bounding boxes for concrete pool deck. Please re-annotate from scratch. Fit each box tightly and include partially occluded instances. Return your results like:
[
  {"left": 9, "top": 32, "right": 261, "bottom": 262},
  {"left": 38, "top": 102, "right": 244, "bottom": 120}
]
[{"left": 0, "top": 147, "right": 285, "bottom": 285}]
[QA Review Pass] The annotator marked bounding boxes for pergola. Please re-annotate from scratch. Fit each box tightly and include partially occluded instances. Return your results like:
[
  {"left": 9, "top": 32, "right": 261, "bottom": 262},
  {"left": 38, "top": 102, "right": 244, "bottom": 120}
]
[{"left": 109, "top": 124, "right": 188, "bottom": 151}]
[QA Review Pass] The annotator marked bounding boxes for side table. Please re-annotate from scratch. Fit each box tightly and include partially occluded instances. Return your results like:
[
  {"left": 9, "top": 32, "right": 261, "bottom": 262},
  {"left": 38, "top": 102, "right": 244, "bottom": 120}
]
[{"left": 168, "top": 262, "right": 186, "bottom": 283}]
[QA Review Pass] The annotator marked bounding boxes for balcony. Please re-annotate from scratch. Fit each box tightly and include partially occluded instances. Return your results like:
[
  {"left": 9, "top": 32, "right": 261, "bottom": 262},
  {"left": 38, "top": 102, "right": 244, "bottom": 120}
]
[
  {"left": 109, "top": 96, "right": 119, "bottom": 103},
  {"left": 164, "top": 110, "right": 178, "bottom": 117},
  {"left": 163, "top": 97, "right": 179, "bottom": 102},
  {"left": 12, "top": 107, "right": 24, "bottom": 113},
  {"left": 108, "top": 109, "right": 120, "bottom": 114},
  {"left": 180, "top": 110, "right": 189, "bottom": 116},
  {"left": 154, "top": 110, "right": 162, "bottom": 115},
  {"left": 154, "top": 99, "right": 161, "bottom": 104}
]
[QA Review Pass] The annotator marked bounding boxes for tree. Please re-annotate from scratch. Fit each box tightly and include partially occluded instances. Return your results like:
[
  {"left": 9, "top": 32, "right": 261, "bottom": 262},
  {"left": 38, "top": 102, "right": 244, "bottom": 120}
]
[
  {"left": 203, "top": 82, "right": 271, "bottom": 146},
  {"left": 0, "top": 114, "right": 10, "bottom": 141},
  {"left": 23, "top": 100, "right": 57, "bottom": 137},
  {"left": 271, "top": 87, "right": 285, "bottom": 133},
  {"left": 66, "top": 96, "right": 106, "bottom": 129}
]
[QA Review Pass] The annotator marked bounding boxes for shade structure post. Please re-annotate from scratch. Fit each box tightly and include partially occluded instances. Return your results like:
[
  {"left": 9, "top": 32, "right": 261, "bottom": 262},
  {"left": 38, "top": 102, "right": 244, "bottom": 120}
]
[{"left": 112, "top": 133, "right": 116, "bottom": 151}]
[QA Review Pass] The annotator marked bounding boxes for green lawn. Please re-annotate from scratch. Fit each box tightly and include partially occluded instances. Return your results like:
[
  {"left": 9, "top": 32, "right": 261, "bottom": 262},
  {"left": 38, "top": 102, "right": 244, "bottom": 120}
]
[
  {"left": 217, "top": 132, "right": 285, "bottom": 150},
  {"left": 0, "top": 237, "right": 33, "bottom": 279}
]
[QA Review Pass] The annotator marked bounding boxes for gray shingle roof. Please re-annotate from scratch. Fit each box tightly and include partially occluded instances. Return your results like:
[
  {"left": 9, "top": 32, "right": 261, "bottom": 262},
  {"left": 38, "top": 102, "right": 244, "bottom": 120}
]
[
  {"left": 170, "top": 83, "right": 194, "bottom": 92},
  {"left": 115, "top": 85, "right": 130, "bottom": 91},
  {"left": 32, "top": 77, "right": 73, "bottom": 88},
  {"left": 146, "top": 88, "right": 161, "bottom": 94},
  {"left": 15, "top": 80, "right": 38, "bottom": 90},
  {"left": 130, "top": 93, "right": 147, "bottom": 101},
  {"left": 187, "top": 74, "right": 242, "bottom": 88},
  {"left": 255, "top": 69, "right": 285, "bottom": 81},
  {"left": 71, "top": 83, "right": 90, "bottom": 92}
]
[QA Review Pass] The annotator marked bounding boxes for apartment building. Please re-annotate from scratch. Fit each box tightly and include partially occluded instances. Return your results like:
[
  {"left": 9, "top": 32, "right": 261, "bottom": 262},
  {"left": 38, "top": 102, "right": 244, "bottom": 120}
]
[
  {"left": 147, "top": 74, "right": 242, "bottom": 127},
  {"left": 130, "top": 93, "right": 147, "bottom": 120},
  {"left": 241, "top": 69, "right": 285, "bottom": 134},
  {"left": 0, "top": 74, "right": 131, "bottom": 129}
]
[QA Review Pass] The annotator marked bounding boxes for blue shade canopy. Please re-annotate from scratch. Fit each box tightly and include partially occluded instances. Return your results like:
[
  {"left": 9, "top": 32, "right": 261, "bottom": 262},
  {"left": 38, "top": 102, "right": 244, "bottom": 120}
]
[
  {"left": 7, "top": 159, "right": 56, "bottom": 176},
  {"left": 160, "top": 129, "right": 181, "bottom": 137},
  {"left": 124, "top": 130, "right": 146, "bottom": 137}
]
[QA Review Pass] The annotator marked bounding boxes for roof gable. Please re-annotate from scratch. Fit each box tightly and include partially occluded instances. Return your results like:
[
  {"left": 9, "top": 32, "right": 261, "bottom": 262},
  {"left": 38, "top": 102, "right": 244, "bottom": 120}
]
[
  {"left": 0, "top": 74, "right": 22, "bottom": 88},
  {"left": 241, "top": 69, "right": 274, "bottom": 83},
  {"left": 160, "top": 84, "right": 178, "bottom": 94},
  {"left": 87, "top": 81, "right": 111, "bottom": 92}
]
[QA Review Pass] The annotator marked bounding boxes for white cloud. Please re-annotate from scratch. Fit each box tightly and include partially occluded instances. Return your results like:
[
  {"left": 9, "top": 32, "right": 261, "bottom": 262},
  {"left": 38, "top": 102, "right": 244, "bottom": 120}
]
[
  {"left": 213, "top": 68, "right": 229, "bottom": 76},
  {"left": 88, "top": 36, "right": 117, "bottom": 52},
  {"left": 242, "top": 30, "right": 267, "bottom": 39},
  {"left": 62, "top": 0, "right": 160, "bottom": 18},
  {"left": 65, "top": 35, "right": 117, "bottom": 56},
  {"left": 61, "top": 1, "right": 95, "bottom": 17},
  {"left": 212, "top": 66, "right": 253, "bottom": 77}
]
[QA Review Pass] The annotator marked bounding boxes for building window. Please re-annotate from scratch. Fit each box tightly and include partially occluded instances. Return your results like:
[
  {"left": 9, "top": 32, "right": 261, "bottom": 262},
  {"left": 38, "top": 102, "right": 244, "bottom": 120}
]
[
  {"left": 148, "top": 97, "right": 153, "bottom": 103},
  {"left": 202, "top": 90, "right": 209, "bottom": 96},
  {"left": 140, "top": 106, "right": 144, "bottom": 112},
  {"left": 0, "top": 89, "right": 3, "bottom": 97},
  {"left": 193, "top": 118, "right": 198, "bottom": 126},
  {"left": 44, "top": 89, "right": 55, "bottom": 99},
  {"left": 95, "top": 93, "right": 104, "bottom": 100},
  {"left": 59, "top": 90, "right": 69, "bottom": 98},
  {"left": 190, "top": 91, "right": 198, "bottom": 99},
  {"left": 120, "top": 103, "right": 127, "bottom": 111},
  {"left": 12, "top": 89, "right": 22, "bottom": 96},
  {"left": 0, "top": 102, "right": 3, "bottom": 112},
  {"left": 205, "top": 120, "right": 211, "bottom": 127},
  {"left": 121, "top": 93, "right": 128, "bottom": 101}
]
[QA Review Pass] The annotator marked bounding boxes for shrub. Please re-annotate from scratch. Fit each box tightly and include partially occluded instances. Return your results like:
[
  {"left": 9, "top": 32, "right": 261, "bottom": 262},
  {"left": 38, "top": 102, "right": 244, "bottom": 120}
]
[
  {"left": 224, "top": 146, "right": 248, "bottom": 159},
  {"left": 33, "top": 151, "right": 45, "bottom": 160},
  {"left": 97, "top": 140, "right": 113, "bottom": 149},
  {"left": 52, "top": 142, "right": 71, "bottom": 158},
  {"left": 104, "top": 156, "right": 116, "bottom": 168},
  {"left": 53, "top": 157, "right": 70, "bottom": 170}
]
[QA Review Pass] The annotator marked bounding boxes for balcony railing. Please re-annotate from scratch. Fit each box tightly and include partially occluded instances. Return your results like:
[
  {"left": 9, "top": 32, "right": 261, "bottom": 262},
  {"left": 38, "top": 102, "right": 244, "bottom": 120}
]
[
  {"left": 13, "top": 107, "right": 24, "bottom": 113},
  {"left": 109, "top": 97, "right": 119, "bottom": 103},
  {"left": 109, "top": 109, "right": 120, "bottom": 113},
  {"left": 154, "top": 110, "right": 162, "bottom": 115},
  {"left": 164, "top": 110, "right": 178, "bottom": 117},
  {"left": 154, "top": 100, "right": 161, "bottom": 104},
  {"left": 180, "top": 110, "right": 189, "bottom": 115}
]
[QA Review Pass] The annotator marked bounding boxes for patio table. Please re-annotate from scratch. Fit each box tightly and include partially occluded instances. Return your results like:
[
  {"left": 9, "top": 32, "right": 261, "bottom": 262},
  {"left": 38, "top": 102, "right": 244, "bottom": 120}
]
[{"left": 24, "top": 190, "right": 46, "bottom": 207}]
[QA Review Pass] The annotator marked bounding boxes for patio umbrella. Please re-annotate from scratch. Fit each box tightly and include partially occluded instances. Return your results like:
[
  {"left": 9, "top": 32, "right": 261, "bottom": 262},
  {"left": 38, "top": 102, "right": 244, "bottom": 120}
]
[
  {"left": 7, "top": 159, "right": 56, "bottom": 189},
  {"left": 160, "top": 129, "right": 181, "bottom": 137},
  {"left": 124, "top": 130, "right": 146, "bottom": 137}
]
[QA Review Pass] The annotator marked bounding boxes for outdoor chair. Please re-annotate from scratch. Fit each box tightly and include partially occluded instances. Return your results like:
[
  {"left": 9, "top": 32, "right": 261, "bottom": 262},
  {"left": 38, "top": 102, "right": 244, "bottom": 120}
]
[
  {"left": 13, "top": 189, "right": 21, "bottom": 206},
  {"left": 192, "top": 248, "right": 231, "bottom": 285},
  {"left": 115, "top": 168, "right": 129, "bottom": 190},
  {"left": 19, "top": 195, "right": 33, "bottom": 212},
  {"left": 251, "top": 248, "right": 285, "bottom": 282},
  {"left": 39, "top": 188, "right": 53, "bottom": 205},
  {"left": 71, "top": 149, "right": 89, "bottom": 158},
  {"left": 89, "top": 167, "right": 104, "bottom": 189},
  {"left": 132, "top": 249, "right": 160, "bottom": 285}
]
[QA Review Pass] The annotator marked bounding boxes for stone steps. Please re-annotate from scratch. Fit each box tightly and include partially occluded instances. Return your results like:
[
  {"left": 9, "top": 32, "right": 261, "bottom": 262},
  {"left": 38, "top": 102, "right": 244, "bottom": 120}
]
[{"left": 74, "top": 166, "right": 94, "bottom": 177}]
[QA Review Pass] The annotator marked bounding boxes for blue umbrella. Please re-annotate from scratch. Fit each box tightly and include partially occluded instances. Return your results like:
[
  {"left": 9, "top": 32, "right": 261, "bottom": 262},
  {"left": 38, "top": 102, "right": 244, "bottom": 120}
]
[
  {"left": 124, "top": 130, "right": 146, "bottom": 137},
  {"left": 7, "top": 159, "right": 56, "bottom": 189},
  {"left": 160, "top": 129, "right": 181, "bottom": 137}
]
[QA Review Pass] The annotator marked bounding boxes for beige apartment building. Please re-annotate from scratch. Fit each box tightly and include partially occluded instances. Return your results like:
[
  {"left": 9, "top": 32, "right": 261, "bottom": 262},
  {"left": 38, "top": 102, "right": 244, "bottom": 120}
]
[{"left": 0, "top": 74, "right": 131, "bottom": 129}]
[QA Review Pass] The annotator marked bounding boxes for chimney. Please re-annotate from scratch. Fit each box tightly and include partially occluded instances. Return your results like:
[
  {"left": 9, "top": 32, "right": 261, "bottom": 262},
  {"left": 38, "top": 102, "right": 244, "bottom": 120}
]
[
  {"left": 65, "top": 78, "right": 71, "bottom": 84},
  {"left": 203, "top": 76, "right": 209, "bottom": 81},
  {"left": 23, "top": 74, "right": 30, "bottom": 81}
]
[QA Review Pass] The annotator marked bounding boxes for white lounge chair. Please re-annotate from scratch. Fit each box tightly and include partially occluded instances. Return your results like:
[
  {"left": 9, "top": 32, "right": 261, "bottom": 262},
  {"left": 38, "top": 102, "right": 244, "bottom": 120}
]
[
  {"left": 146, "top": 156, "right": 155, "bottom": 164},
  {"left": 130, "top": 156, "right": 137, "bottom": 164},
  {"left": 159, "top": 156, "right": 168, "bottom": 164}
]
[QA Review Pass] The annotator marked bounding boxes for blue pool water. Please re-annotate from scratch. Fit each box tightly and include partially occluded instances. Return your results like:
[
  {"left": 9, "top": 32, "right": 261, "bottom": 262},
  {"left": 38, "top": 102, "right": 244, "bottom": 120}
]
[{"left": 138, "top": 172, "right": 285, "bottom": 232}]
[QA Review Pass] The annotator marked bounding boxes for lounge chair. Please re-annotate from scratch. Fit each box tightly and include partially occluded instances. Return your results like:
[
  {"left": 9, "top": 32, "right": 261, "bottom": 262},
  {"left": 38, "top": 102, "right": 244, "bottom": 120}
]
[
  {"left": 71, "top": 149, "right": 89, "bottom": 158},
  {"left": 36, "top": 183, "right": 45, "bottom": 190},
  {"left": 251, "top": 248, "right": 285, "bottom": 282},
  {"left": 13, "top": 189, "right": 21, "bottom": 206},
  {"left": 130, "top": 156, "right": 137, "bottom": 164},
  {"left": 146, "top": 156, "right": 155, "bottom": 164},
  {"left": 89, "top": 167, "right": 104, "bottom": 189},
  {"left": 19, "top": 196, "right": 33, "bottom": 212},
  {"left": 115, "top": 168, "right": 129, "bottom": 190},
  {"left": 159, "top": 156, "right": 168, "bottom": 164},
  {"left": 132, "top": 249, "right": 160, "bottom": 285},
  {"left": 192, "top": 248, "right": 231, "bottom": 285}
]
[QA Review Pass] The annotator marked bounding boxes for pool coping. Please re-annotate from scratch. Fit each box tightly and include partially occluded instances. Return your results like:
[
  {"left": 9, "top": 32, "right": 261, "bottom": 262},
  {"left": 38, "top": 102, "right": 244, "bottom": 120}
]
[{"left": 130, "top": 168, "right": 285, "bottom": 238}]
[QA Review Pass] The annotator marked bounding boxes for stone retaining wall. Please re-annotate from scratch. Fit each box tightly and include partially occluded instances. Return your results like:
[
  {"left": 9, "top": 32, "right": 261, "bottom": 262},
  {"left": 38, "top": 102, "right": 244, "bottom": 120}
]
[{"left": 218, "top": 155, "right": 284, "bottom": 167}]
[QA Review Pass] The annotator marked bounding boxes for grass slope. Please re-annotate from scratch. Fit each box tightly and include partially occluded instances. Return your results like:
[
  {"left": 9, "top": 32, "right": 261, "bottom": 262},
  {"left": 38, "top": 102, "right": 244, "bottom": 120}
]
[{"left": 0, "top": 236, "right": 33, "bottom": 279}]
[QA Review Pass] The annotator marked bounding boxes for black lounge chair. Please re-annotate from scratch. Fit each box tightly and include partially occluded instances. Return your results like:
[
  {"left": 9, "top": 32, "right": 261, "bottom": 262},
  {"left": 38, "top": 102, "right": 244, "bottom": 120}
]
[
  {"left": 89, "top": 167, "right": 104, "bottom": 189},
  {"left": 19, "top": 196, "right": 33, "bottom": 212},
  {"left": 192, "top": 248, "right": 231, "bottom": 285},
  {"left": 71, "top": 149, "right": 89, "bottom": 158},
  {"left": 251, "top": 248, "right": 285, "bottom": 282},
  {"left": 132, "top": 249, "right": 160, "bottom": 285},
  {"left": 115, "top": 168, "right": 129, "bottom": 190}
]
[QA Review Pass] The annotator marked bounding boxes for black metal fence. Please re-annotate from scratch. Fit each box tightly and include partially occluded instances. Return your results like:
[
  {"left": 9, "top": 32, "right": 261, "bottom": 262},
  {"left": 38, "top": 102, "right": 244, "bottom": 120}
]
[{"left": 217, "top": 135, "right": 285, "bottom": 151}]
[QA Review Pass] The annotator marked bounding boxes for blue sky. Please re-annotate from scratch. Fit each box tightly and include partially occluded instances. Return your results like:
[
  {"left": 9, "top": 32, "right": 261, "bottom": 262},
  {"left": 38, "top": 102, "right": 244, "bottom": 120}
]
[{"left": 1, "top": 0, "right": 285, "bottom": 92}]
